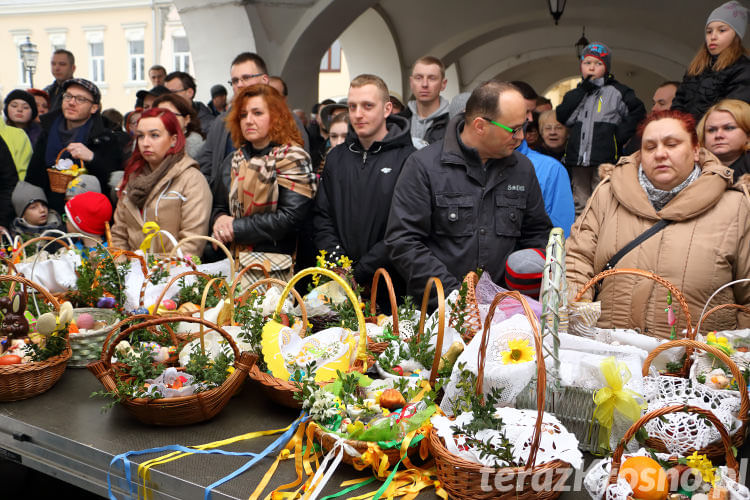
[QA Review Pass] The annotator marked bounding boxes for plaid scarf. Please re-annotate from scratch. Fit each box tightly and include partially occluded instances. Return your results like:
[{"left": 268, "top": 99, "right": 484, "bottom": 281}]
[{"left": 229, "top": 143, "right": 316, "bottom": 220}]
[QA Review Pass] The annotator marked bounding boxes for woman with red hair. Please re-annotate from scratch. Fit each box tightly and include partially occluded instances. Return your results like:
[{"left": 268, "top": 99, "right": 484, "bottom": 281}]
[
  {"left": 567, "top": 110, "right": 750, "bottom": 338},
  {"left": 211, "top": 84, "right": 316, "bottom": 279},
  {"left": 110, "top": 107, "right": 211, "bottom": 256}
]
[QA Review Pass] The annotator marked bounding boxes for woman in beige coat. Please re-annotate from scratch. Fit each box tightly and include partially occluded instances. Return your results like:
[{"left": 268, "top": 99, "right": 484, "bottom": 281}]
[
  {"left": 111, "top": 108, "right": 211, "bottom": 257},
  {"left": 567, "top": 110, "right": 750, "bottom": 339}
]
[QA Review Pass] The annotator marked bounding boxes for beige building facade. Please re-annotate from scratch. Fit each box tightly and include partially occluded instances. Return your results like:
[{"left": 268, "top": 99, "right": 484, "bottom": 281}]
[{"left": 0, "top": 0, "right": 194, "bottom": 115}]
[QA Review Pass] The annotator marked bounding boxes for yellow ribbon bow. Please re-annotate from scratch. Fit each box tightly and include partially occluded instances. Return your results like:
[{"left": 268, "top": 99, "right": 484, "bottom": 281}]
[
  {"left": 139, "top": 221, "right": 164, "bottom": 253},
  {"left": 592, "top": 356, "right": 646, "bottom": 451}
]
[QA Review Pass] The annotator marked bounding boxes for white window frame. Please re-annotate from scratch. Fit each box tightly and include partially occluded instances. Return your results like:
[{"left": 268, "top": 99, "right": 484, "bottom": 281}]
[
  {"left": 122, "top": 23, "right": 146, "bottom": 83},
  {"left": 172, "top": 35, "right": 190, "bottom": 72},
  {"left": 85, "top": 30, "right": 105, "bottom": 84},
  {"left": 46, "top": 28, "right": 67, "bottom": 52}
]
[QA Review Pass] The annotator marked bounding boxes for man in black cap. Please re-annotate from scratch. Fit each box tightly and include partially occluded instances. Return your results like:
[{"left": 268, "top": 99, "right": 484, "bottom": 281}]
[
  {"left": 208, "top": 84, "right": 227, "bottom": 116},
  {"left": 135, "top": 85, "right": 170, "bottom": 111},
  {"left": 25, "top": 78, "right": 123, "bottom": 214}
]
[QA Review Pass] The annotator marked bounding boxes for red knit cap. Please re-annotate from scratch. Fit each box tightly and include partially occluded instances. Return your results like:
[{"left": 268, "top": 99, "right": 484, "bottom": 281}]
[{"left": 65, "top": 192, "right": 113, "bottom": 236}]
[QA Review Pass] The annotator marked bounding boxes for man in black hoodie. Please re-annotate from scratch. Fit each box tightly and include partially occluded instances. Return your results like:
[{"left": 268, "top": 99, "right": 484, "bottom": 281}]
[{"left": 313, "top": 74, "right": 415, "bottom": 302}]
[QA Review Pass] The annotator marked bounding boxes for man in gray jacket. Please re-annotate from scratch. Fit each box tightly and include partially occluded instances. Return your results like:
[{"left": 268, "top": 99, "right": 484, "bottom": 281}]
[{"left": 385, "top": 81, "right": 551, "bottom": 299}]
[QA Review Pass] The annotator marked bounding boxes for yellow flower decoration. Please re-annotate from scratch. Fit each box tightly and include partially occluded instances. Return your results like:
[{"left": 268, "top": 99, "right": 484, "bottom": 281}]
[
  {"left": 338, "top": 255, "right": 352, "bottom": 269},
  {"left": 346, "top": 420, "right": 365, "bottom": 434},
  {"left": 686, "top": 451, "right": 717, "bottom": 486},
  {"left": 501, "top": 338, "right": 535, "bottom": 364}
]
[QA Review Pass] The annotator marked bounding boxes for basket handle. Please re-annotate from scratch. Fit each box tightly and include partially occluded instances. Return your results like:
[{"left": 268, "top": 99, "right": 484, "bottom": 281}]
[
  {"left": 454, "top": 271, "right": 482, "bottom": 341},
  {"left": 139, "top": 256, "right": 198, "bottom": 307},
  {"left": 0, "top": 275, "right": 61, "bottom": 312},
  {"left": 273, "top": 267, "right": 367, "bottom": 364},
  {"left": 12, "top": 235, "right": 72, "bottom": 262},
  {"left": 199, "top": 277, "right": 237, "bottom": 355},
  {"left": 168, "top": 235, "right": 235, "bottom": 281},
  {"left": 642, "top": 338, "right": 750, "bottom": 425},
  {"left": 370, "top": 268, "right": 399, "bottom": 338},
  {"left": 235, "top": 277, "right": 308, "bottom": 336},
  {"left": 55, "top": 147, "right": 85, "bottom": 168},
  {"left": 108, "top": 247, "right": 149, "bottom": 276},
  {"left": 100, "top": 315, "right": 240, "bottom": 367},
  {"left": 476, "top": 290, "right": 545, "bottom": 470},
  {"left": 416, "top": 277, "right": 444, "bottom": 387},
  {"left": 0, "top": 257, "right": 18, "bottom": 276},
  {"left": 150, "top": 270, "right": 216, "bottom": 311},
  {"left": 229, "top": 263, "right": 271, "bottom": 298},
  {"left": 573, "top": 267, "right": 693, "bottom": 339},
  {"left": 608, "top": 404, "right": 739, "bottom": 486},
  {"left": 697, "top": 303, "right": 750, "bottom": 337}
]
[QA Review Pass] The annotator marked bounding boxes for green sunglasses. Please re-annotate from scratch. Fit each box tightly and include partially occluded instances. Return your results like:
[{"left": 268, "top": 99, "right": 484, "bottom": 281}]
[{"left": 482, "top": 117, "right": 528, "bottom": 136}]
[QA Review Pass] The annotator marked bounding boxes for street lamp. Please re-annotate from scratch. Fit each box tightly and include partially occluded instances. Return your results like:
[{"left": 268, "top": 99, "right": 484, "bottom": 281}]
[
  {"left": 19, "top": 36, "right": 39, "bottom": 88},
  {"left": 548, "top": 0, "right": 567, "bottom": 25},
  {"left": 575, "top": 26, "right": 589, "bottom": 60}
]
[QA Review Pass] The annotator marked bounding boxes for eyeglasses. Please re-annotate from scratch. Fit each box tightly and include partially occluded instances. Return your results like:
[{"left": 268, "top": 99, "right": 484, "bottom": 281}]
[
  {"left": 169, "top": 88, "right": 188, "bottom": 94},
  {"left": 482, "top": 117, "right": 527, "bottom": 137},
  {"left": 62, "top": 93, "right": 94, "bottom": 104},
  {"left": 228, "top": 72, "right": 265, "bottom": 86}
]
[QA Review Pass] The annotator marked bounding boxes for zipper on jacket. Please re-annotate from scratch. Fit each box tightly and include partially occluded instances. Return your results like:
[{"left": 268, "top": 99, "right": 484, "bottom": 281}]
[
  {"left": 362, "top": 151, "right": 367, "bottom": 164},
  {"left": 154, "top": 179, "right": 173, "bottom": 219}
]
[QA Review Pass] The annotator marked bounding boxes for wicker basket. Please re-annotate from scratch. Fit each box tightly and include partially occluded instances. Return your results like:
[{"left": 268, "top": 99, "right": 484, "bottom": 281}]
[
  {"left": 47, "top": 148, "right": 85, "bottom": 193},
  {"left": 68, "top": 307, "right": 119, "bottom": 367},
  {"left": 429, "top": 290, "right": 572, "bottom": 500},
  {"left": 87, "top": 314, "right": 256, "bottom": 425},
  {"left": 248, "top": 267, "right": 368, "bottom": 409},
  {"left": 366, "top": 267, "right": 401, "bottom": 354},
  {"left": 0, "top": 275, "right": 69, "bottom": 402},
  {"left": 607, "top": 405, "right": 739, "bottom": 498},
  {"left": 11, "top": 235, "right": 72, "bottom": 264},
  {"left": 641, "top": 338, "right": 749, "bottom": 460}
]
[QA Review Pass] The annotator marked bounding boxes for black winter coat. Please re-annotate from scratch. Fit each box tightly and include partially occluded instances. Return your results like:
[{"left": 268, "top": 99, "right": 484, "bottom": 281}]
[
  {"left": 672, "top": 56, "right": 750, "bottom": 121},
  {"left": 26, "top": 109, "right": 124, "bottom": 214},
  {"left": 731, "top": 151, "right": 750, "bottom": 182},
  {"left": 211, "top": 143, "right": 313, "bottom": 255},
  {"left": 385, "top": 115, "right": 552, "bottom": 299},
  {"left": 313, "top": 114, "right": 415, "bottom": 286},
  {"left": 0, "top": 137, "right": 19, "bottom": 229},
  {"left": 556, "top": 74, "right": 645, "bottom": 168}
]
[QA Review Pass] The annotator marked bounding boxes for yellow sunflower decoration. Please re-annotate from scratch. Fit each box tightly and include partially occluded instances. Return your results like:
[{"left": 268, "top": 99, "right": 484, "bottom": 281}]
[{"left": 501, "top": 338, "right": 535, "bottom": 364}]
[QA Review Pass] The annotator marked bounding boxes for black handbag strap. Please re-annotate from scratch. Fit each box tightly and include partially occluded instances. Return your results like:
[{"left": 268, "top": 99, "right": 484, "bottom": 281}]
[
  {"left": 603, "top": 219, "right": 672, "bottom": 272},
  {"left": 593, "top": 219, "right": 672, "bottom": 298}
]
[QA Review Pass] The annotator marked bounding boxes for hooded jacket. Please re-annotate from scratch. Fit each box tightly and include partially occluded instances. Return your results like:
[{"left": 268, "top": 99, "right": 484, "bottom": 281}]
[
  {"left": 402, "top": 97, "right": 450, "bottom": 146},
  {"left": 385, "top": 115, "right": 551, "bottom": 299},
  {"left": 566, "top": 149, "right": 750, "bottom": 339},
  {"left": 313, "top": 114, "right": 415, "bottom": 285},
  {"left": 671, "top": 55, "right": 750, "bottom": 121},
  {"left": 110, "top": 154, "right": 212, "bottom": 257},
  {"left": 26, "top": 108, "right": 123, "bottom": 214},
  {"left": 557, "top": 74, "right": 646, "bottom": 168}
]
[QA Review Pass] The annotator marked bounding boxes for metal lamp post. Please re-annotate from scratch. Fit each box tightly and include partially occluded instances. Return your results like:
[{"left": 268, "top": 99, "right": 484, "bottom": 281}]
[
  {"left": 19, "top": 36, "right": 39, "bottom": 88},
  {"left": 548, "top": 0, "right": 566, "bottom": 25},
  {"left": 575, "top": 27, "right": 589, "bottom": 60}
]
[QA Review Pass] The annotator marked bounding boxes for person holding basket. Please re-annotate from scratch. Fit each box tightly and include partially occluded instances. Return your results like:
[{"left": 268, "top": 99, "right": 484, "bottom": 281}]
[
  {"left": 110, "top": 108, "right": 211, "bottom": 257},
  {"left": 566, "top": 109, "right": 750, "bottom": 338}
]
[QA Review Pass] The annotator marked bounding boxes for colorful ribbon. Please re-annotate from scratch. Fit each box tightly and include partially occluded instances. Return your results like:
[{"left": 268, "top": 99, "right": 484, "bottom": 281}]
[
  {"left": 139, "top": 221, "right": 164, "bottom": 254},
  {"left": 592, "top": 357, "right": 646, "bottom": 450}
]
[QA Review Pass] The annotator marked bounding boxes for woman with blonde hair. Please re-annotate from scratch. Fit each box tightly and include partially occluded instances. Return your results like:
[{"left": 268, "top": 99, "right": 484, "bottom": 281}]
[
  {"left": 671, "top": 1, "right": 750, "bottom": 120},
  {"left": 698, "top": 98, "right": 750, "bottom": 180},
  {"left": 210, "top": 84, "right": 316, "bottom": 276}
]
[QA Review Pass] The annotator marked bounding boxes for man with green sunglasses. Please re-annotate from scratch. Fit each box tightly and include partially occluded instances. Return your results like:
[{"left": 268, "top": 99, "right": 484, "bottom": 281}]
[{"left": 385, "top": 80, "right": 551, "bottom": 303}]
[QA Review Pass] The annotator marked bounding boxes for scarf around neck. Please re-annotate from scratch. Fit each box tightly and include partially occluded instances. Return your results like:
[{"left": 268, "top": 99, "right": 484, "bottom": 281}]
[
  {"left": 228, "top": 143, "right": 316, "bottom": 220},
  {"left": 127, "top": 151, "right": 185, "bottom": 209},
  {"left": 638, "top": 163, "right": 701, "bottom": 211},
  {"left": 44, "top": 113, "right": 93, "bottom": 166}
]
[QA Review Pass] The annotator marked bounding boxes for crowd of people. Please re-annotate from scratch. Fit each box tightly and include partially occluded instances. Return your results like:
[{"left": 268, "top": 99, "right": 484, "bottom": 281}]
[{"left": 1, "top": 1, "right": 749, "bottom": 334}]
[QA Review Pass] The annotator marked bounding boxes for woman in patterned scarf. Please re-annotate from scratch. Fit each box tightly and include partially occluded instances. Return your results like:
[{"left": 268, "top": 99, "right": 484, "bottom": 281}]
[{"left": 211, "top": 84, "right": 317, "bottom": 276}]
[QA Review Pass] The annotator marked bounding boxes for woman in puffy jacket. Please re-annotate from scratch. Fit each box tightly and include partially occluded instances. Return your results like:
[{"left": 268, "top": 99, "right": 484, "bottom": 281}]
[
  {"left": 567, "top": 110, "right": 750, "bottom": 339},
  {"left": 671, "top": 1, "right": 750, "bottom": 121}
]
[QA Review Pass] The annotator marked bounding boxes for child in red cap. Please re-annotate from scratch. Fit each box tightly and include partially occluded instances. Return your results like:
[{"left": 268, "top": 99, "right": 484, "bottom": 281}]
[{"left": 64, "top": 192, "right": 113, "bottom": 248}]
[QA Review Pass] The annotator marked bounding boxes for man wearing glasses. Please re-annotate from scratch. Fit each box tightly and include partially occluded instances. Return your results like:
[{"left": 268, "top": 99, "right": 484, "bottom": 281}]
[
  {"left": 385, "top": 81, "right": 551, "bottom": 301},
  {"left": 26, "top": 78, "right": 123, "bottom": 214}
]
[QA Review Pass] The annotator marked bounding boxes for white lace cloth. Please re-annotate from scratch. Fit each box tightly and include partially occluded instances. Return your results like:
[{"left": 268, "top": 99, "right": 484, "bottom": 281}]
[
  {"left": 432, "top": 408, "right": 583, "bottom": 469},
  {"left": 440, "top": 314, "right": 537, "bottom": 415},
  {"left": 643, "top": 375, "right": 741, "bottom": 454},
  {"left": 584, "top": 447, "right": 750, "bottom": 500}
]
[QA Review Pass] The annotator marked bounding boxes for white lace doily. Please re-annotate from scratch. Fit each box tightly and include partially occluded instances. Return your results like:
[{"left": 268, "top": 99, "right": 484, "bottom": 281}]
[
  {"left": 440, "top": 314, "right": 537, "bottom": 415},
  {"left": 643, "top": 375, "right": 741, "bottom": 454},
  {"left": 432, "top": 408, "right": 582, "bottom": 469},
  {"left": 584, "top": 447, "right": 750, "bottom": 500}
]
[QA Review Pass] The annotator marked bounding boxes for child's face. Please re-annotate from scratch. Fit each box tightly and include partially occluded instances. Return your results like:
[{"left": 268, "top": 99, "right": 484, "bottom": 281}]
[
  {"left": 23, "top": 201, "right": 48, "bottom": 225},
  {"left": 705, "top": 21, "right": 736, "bottom": 56},
  {"left": 580, "top": 56, "right": 606, "bottom": 79}
]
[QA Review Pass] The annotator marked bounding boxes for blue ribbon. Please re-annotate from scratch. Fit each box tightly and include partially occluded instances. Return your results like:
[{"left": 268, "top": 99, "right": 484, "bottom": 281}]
[{"left": 107, "top": 413, "right": 307, "bottom": 500}]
